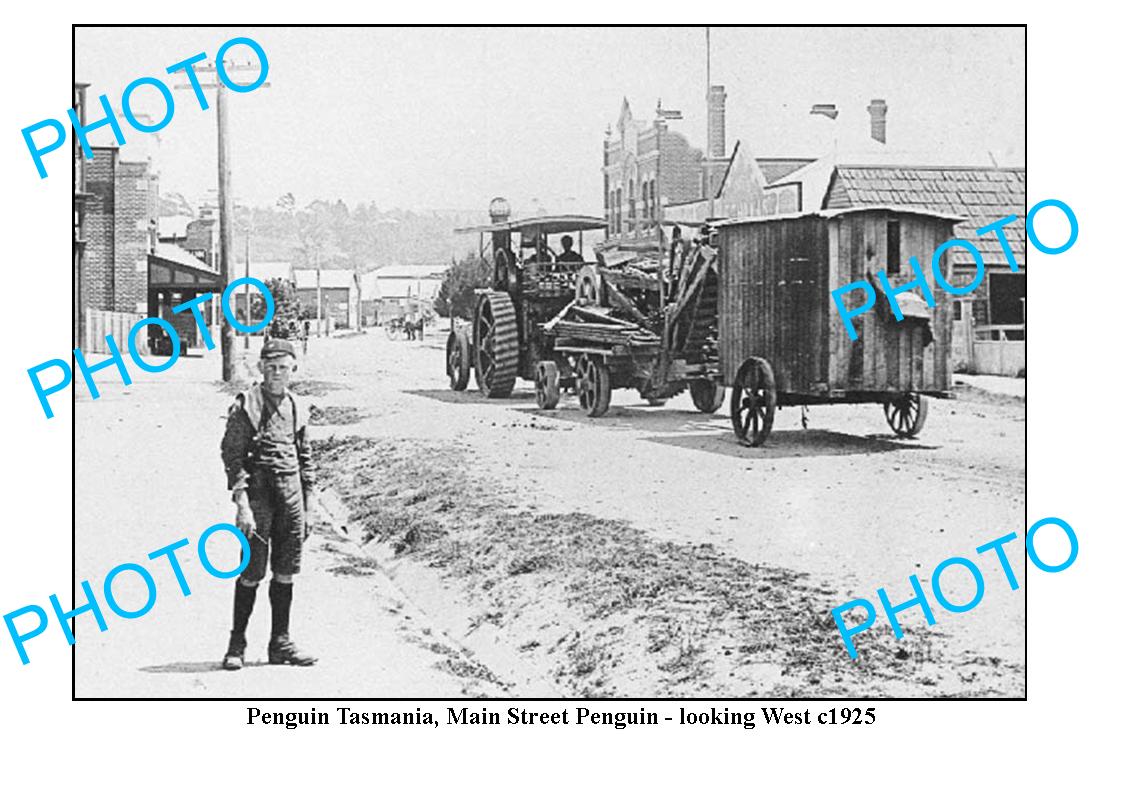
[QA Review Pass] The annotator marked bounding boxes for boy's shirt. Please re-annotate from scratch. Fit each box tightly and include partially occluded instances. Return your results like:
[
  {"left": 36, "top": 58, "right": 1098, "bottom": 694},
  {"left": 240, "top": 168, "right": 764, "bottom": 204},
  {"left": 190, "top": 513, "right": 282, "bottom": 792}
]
[{"left": 220, "top": 384, "right": 315, "bottom": 495}]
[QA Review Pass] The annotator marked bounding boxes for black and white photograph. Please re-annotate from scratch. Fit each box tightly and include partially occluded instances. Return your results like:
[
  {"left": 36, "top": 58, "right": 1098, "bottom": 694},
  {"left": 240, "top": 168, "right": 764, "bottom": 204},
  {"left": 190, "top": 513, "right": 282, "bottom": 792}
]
[{"left": 68, "top": 25, "right": 1029, "bottom": 700}]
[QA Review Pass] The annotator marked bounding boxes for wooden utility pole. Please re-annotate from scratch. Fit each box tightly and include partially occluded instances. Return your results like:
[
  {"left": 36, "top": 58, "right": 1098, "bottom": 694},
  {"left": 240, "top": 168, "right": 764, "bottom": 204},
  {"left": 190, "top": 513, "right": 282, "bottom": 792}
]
[
  {"left": 316, "top": 250, "right": 323, "bottom": 336},
  {"left": 244, "top": 234, "right": 251, "bottom": 349},
  {"left": 174, "top": 60, "right": 269, "bottom": 381},
  {"left": 215, "top": 80, "right": 235, "bottom": 379}
]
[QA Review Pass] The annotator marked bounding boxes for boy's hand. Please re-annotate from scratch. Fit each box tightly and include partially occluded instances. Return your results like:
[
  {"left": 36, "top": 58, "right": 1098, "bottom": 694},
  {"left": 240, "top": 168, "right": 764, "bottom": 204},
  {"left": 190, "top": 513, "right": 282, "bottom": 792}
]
[{"left": 234, "top": 493, "right": 256, "bottom": 536}]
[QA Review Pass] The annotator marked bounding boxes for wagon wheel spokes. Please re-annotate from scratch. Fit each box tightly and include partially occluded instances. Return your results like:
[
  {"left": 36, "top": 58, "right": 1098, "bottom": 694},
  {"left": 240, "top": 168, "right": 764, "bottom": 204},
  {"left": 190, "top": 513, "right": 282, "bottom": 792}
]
[
  {"left": 884, "top": 393, "right": 929, "bottom": 438},
  {"left": 535, "top": 361, "right": 560, "bottom": 409},
  {"left": 731, "top": 356, "right": 776, "bottom": 447},
  {"left": 447, "top": 327, "right": 471, "bottom": 391},
  {"left": 575, "top": 357, "right": 593, "bottom": 409}
]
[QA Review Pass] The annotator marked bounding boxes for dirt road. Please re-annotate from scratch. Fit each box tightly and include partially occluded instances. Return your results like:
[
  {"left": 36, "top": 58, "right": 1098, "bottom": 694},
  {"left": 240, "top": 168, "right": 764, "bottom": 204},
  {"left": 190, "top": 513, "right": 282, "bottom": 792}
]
[
  {"left": 298, "top": 325, "right": 1026, "bottom": 697},
  {"left": 74, "top": 350, "right": 507, "bottom": 698}
]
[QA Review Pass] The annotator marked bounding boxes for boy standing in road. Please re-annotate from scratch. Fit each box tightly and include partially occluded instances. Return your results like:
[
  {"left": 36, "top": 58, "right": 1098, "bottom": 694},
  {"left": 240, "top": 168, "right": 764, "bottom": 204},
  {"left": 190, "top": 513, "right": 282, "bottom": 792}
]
[{"left": 219, "top": 338, "right": 317, "bottom": 670}]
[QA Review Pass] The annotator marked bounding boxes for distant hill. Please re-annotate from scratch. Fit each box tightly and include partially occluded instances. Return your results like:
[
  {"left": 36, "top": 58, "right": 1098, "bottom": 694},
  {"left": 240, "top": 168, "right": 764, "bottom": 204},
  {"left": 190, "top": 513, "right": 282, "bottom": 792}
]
[{"left": 229, "top": 201, "right": 487, "bottom": 272}]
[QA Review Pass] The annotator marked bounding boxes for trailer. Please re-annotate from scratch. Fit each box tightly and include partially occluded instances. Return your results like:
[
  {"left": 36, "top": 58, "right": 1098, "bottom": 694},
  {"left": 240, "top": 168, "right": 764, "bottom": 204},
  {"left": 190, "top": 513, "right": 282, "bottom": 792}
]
[{"left": 715, "top": 206, "right": 959, "bottom": 446}]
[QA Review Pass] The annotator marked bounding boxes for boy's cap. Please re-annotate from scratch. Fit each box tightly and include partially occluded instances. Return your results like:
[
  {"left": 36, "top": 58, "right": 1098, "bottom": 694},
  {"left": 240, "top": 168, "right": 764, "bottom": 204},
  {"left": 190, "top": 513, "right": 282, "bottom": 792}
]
[{"left": 260, "top": 338, "right": 297, "bottom": 360}]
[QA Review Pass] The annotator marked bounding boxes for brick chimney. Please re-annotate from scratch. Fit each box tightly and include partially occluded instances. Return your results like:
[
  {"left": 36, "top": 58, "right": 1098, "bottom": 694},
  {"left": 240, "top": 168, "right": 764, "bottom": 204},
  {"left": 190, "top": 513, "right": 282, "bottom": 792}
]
[
  {"left": 707, "top": 85, "right": 726, "bottom": 159},
  {"left": 868, "top": 99, "right": 887, "bottom": 144}
]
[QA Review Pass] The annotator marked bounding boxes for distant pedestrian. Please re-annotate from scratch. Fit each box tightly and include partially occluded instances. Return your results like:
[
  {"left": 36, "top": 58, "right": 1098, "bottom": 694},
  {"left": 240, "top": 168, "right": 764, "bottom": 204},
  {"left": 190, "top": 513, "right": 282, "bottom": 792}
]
[{"left": 219, "top": 337, "right": 317, "bottom": 669}]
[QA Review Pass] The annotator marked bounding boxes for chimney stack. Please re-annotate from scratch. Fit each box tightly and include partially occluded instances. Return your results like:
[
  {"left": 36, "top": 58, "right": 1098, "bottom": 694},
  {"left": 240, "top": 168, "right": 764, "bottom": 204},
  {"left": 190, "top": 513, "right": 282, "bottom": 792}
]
[
  {"left": 707, "top": 85, "right": 726, "bottom": 159},
  {"left": 867, "top": 99, "right": 887, "bottom": 144}
]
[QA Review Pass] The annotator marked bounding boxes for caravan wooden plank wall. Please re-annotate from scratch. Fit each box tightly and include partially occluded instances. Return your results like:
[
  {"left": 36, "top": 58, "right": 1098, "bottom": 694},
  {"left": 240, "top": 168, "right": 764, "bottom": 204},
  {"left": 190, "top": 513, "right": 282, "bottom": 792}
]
[{"left": 718, "top": 207, "right": 956, "bottom": 399}]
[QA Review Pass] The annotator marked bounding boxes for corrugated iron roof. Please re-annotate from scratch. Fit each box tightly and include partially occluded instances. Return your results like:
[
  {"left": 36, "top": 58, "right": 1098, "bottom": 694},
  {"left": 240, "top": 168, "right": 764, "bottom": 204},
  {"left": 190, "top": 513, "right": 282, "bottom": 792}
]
[{"left": 829, "top": 166, "right": 1026, "bottom": 268}]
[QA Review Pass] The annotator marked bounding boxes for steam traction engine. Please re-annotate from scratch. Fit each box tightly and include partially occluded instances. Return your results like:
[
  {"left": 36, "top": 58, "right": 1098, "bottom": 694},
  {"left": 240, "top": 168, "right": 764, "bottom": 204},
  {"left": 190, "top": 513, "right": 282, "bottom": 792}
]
[{"left": 446, "top": 197, "right": 724, "bottom": 418}]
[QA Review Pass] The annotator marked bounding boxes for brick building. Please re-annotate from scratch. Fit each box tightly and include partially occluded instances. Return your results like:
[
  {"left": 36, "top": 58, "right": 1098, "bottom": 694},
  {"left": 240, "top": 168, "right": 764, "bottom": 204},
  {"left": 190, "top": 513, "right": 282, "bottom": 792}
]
[
  {"left": 603, "top": 97, "right": 728, "bottom": 248},
  {"left": 183, "top": 213, "right": 218, "bottom": 269},
  {"left": 602, "top": 87, "right": 813, "bottom": 249},
  {"left": 83, "top": 145, "right": 160, "bottom": 316},
  {"left": 74, "top": 83, "right": 91, "bottom": 347}
]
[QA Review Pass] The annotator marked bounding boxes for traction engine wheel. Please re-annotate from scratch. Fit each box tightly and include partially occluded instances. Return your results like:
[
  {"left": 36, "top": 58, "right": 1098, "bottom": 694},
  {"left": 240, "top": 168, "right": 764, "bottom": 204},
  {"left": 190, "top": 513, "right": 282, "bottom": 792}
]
[
  {"left": 473, "top": 291, "right": 519, "bottom": 398},
  {"left": 575, "top": 354, "right": 611, "bottom": 417},
  {"left": 446, "top": 326, "right": 471, "bottom": 391},
  {"left": 689, "top": 380, "right": 726, "bottom": 414},
  {"left": 535, "top": 361, "right": 561, "bottom": 410},
  {"left": 884, "top": 393, "right": 929, "bottom": 438},
  {"left": 731, "top": 357, "right": 777, "bottom": 447}
]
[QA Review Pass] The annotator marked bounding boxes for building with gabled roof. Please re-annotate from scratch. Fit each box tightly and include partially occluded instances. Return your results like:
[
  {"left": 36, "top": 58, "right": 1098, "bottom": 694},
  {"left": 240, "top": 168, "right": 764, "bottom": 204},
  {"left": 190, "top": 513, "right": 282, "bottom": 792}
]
[
  {"left": 293, "top": 269, "right": 360, "bottom": 330},
  {"left": 359, "top": 264, "right": 446, "bottom": 325}
]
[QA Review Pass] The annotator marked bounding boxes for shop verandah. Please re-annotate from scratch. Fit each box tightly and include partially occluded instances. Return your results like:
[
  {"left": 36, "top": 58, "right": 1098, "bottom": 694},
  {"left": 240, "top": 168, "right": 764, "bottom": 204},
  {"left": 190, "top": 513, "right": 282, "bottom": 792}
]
[{"left": 146, "top": 246, "right": 223, "bottom": 356}]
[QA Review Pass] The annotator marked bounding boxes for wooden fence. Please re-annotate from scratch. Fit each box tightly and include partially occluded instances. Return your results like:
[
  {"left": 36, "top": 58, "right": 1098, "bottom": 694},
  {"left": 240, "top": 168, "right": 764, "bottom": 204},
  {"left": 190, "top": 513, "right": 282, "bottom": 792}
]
[
  {"left": 84, "top": 309, "right": 144, "bottom": 354},
  {"left": 972, "top": 324, "right": 1025, "bottom": 377}
]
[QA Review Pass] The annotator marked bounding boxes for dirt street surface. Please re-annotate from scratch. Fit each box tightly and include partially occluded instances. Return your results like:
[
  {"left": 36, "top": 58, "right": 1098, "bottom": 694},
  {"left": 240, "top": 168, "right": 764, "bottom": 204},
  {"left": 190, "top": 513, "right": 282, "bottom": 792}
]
[
  {"left": 74, "top": 327, "right": 1024, "bottom": 698},
  {"left": 305, "top": 326, "right": 1024, "bottom": 697},
  {"left": 74, "top": 350, "right": 506, "bottom": 698}
]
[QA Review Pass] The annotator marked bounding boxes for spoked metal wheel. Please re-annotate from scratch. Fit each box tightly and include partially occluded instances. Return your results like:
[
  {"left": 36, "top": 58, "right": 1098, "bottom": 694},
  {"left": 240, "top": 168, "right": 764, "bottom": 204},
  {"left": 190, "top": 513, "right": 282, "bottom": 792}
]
[
  {"left": 731, "top": 357, "right": 777, "bottom": 447},
  {"left": 535, "top": 361, "right": 561, "bottom": 410},
  {"left": 884, "top": 393, "right": 929, "bottom": 438},
  {"left": 385, "top": 323, "right": 401, "bottom": 341},
  {"left": 575, "top": 354, "right": 611, "bottom": 417},
  {"left": 446, "top": 326, "right": 471, "bottom": 391},
  {"left": 473, "top": 292, "right": 519, "bottom": 397},
  {"left": 689, "top": 380, "right": 726, "bottom": 414}
]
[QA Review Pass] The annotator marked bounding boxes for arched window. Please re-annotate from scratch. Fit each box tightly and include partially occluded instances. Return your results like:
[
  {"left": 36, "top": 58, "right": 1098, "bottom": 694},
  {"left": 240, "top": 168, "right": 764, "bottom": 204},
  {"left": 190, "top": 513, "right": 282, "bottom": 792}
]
[{"left": 628, "top": 179, "right": 636, "bottom": 231}]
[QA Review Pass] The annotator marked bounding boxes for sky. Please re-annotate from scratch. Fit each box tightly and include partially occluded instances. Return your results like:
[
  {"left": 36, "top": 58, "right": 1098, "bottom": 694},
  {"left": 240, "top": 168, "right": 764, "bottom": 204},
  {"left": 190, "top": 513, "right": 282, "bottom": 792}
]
[{"left": 75, "top": 26, "right": 1025, "bottom": 216}]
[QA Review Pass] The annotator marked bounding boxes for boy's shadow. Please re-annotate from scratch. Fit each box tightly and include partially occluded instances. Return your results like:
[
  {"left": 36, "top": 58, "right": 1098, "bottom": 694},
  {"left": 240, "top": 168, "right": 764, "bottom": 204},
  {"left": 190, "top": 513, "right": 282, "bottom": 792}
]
[{"left": 139, "top": 660, "right": 269, "bottom": 674}]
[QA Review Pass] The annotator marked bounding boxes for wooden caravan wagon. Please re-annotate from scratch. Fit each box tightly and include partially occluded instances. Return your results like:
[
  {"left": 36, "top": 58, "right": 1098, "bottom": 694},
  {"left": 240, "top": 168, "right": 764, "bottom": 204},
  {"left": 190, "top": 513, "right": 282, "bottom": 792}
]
[{"left": 716, "top": 206, "right": 959, "bottom": 446}]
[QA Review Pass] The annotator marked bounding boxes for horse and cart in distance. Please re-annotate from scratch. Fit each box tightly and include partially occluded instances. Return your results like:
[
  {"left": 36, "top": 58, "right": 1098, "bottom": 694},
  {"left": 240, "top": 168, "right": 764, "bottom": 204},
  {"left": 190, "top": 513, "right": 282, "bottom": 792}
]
[{"left": 446, "top": 197, "right": 958, "bottom": 446}]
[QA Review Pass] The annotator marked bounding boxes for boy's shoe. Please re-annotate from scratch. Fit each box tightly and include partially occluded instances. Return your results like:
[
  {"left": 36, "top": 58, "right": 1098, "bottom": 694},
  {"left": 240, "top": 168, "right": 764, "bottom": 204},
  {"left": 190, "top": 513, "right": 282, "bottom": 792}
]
[
  {"left": 222, "top": 633, "right": 247, "bottom": 671},
  {"left": 268, "top": 635, "right": 317, "bottom": 666}
]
